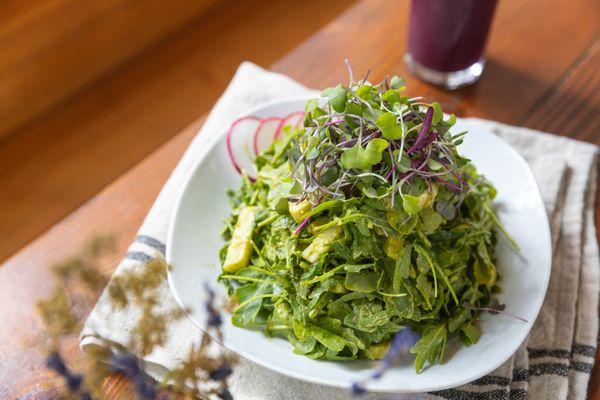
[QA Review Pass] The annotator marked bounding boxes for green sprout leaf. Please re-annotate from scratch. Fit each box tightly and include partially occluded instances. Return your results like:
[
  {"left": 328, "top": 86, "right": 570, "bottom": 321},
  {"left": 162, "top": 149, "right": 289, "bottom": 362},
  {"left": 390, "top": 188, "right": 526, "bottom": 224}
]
[
  {"left": 390, "top": 76, "right": 405, "bottom": 90},
  {"left": 382, "top": 89, "right": 400, "bottom": 104},
  {"left": 322, "top": 84, "right": 348, "bottom": 112},
  {"left": 305, "top": 98, "right": 319, "bottom": 113},
  {"left": 446, "top": 113, "right": 456, "bottom": 126},
  {"left": 431, "top": 102, "right": 443, "bottom": 125},
  {"left": 376, "top": 112, "right": 403, "bottom": 140},
  {"left": 356, "top": 84, "right": 373, "bottom": 100},
  {"left": 340, "top": 138, "right": 388, "bottom": 171}
]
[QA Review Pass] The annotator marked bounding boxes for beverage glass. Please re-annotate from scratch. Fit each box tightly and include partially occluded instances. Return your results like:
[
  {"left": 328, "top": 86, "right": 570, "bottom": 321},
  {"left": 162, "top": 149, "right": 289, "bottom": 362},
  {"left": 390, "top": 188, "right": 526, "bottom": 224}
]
[{"left": 405, "top": 0, "right": 498, "bottom": 89}]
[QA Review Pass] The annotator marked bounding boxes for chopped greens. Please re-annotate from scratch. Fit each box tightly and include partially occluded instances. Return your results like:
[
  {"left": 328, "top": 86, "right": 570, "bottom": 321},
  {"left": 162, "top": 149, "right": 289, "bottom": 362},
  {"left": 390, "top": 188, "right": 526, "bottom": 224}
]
[{"left": 218, "top": 75, "right": 515, "bottom": 373}]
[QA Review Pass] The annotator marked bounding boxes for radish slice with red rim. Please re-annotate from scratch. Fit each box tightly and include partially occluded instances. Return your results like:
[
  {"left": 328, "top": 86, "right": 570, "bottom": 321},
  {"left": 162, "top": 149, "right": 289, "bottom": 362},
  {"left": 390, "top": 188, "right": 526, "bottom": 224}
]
[
  {"left": 253, "top": 117, "right": 282, "bottom": 156},
  {"left": 226, "top": 116, "right": 262, "bottom": 178},
  {"left": 274, "top": 111, "right": 305, "bottom": 140}
]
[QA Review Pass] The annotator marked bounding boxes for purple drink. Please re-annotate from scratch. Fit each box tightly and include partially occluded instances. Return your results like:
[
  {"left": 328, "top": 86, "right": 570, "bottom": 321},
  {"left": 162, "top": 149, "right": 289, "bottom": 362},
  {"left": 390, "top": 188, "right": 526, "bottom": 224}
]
[{"left": 405, "top": 0, "right": 498, "bottom": 89}]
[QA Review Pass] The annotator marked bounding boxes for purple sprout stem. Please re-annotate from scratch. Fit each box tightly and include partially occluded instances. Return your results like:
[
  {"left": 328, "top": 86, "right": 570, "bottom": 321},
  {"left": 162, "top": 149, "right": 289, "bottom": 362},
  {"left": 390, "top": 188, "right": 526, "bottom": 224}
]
[
  {"left": 337, "top": 137, "right": 356, "bottom": 148},
  {"left": 435, "top": 176, "right": 462, "bottom": 193},
  {"left": 337, "top": 131, "right": 379, "bottom": 148},
  {"left": 323, "top": 119, "right": 345, "bottom": 127},
  {"left": 294, "top": 216, "right": 312, "bottom": 235},
  {"left": 471, "top": 307, "right": 528, "bottom": 323},
  {"left": 452, "top": 170, "right": 467, "bottom": 187},
  {"left": 344, "top": 59, "right": 354, "bottom": 84},
  {"left": 408, "top": 107, "right": 433, "bottom": 154},
  {"left": 419, "top": 131, "right": 440, "bottom": 150},
  {"left": 385, "top": 164, "right": 396, "bottom": 181}
]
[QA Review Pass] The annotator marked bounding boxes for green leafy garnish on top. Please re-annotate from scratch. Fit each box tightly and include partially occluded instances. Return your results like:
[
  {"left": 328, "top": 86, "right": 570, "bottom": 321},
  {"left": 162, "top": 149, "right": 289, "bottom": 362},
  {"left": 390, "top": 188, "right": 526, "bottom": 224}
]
[{"left": 218, "top": 73, "right": 517, "bottom": 373}]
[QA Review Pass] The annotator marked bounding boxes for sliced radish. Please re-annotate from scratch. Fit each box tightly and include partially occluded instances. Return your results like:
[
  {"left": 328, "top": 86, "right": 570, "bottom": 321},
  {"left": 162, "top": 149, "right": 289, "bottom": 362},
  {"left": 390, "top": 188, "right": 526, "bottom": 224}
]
[
  {"left": 253, "top": 117, "right": 282, "bottom": 155},
  {"left": 274, "top": 111, "right": 305, "bottom": 140},
  {"left": 226, "top": 116, "right": 262, "bottom": 178}
]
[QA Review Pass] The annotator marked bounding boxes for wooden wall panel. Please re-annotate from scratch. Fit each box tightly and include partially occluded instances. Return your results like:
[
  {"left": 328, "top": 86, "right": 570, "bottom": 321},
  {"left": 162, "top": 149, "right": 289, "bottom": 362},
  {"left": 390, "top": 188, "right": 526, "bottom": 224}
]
[{"left": 0, "top": 0, "right": 219, "bottom": 138}]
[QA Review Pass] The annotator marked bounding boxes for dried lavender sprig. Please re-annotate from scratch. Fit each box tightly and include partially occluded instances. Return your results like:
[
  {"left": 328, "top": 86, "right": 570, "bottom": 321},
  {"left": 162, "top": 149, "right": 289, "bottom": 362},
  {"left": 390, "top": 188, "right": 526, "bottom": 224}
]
[
  {"left": 204, "top": 282, "right": 223, "bottom": 331},
  {"left": 218, "top": 387, "right": 235, "bottom": 400},
  {"left": 209, "top": 363, "right": 233, "bottom": 381},
  {"left": 111, "top": 352, "right": 157, "bottom": 400},
  {"left": 46, "top": 353, "right": 87, "bottom": 394},
  {"left": 349, "top": 327, "right": 420, "bottom": 396}
]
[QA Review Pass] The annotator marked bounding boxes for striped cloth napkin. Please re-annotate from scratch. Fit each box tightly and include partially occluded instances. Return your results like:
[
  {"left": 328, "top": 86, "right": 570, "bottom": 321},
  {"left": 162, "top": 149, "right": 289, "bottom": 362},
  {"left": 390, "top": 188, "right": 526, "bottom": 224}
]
[{"left": 81, "top": 62, "right": 599, "bottom": 400}]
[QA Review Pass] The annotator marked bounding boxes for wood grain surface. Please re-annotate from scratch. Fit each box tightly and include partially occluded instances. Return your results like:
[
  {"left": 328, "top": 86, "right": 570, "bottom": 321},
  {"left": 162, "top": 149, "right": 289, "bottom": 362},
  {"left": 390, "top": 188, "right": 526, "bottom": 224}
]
[
  {"left": 0, "top": 0, "right": 356, "bottom": 264},
  {"left": 0, "top": 0, "right": 598, "bottom": 398},
  {"left": 0, "top": 0, "right": 219, "bottom": 138}
]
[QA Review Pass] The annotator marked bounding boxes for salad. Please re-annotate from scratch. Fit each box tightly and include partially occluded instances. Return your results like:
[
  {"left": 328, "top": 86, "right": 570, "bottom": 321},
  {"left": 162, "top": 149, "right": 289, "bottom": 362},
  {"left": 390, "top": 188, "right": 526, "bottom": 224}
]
[{"left": 218, "top": 75, "right": 516, "bottom": 373}]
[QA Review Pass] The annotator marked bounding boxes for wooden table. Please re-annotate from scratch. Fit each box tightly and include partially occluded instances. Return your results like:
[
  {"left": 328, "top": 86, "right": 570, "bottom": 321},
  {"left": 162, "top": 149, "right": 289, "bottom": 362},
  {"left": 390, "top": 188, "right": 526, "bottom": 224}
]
[{"left": 1, "top": 0, "right": 598, "bottom": 398}]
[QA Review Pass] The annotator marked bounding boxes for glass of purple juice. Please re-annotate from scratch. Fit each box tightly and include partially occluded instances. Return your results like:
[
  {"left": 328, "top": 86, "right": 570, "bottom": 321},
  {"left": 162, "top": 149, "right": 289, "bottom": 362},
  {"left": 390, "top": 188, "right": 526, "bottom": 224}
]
[{"left": 405, "top": 0, "right": 498, "bottom": 89}]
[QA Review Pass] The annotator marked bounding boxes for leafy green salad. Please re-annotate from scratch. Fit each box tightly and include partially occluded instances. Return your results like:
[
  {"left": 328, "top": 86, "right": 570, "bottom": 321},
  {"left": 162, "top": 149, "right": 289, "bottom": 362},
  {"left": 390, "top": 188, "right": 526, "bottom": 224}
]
[{"left": 218, "top": 74, "right": 516, "bottom": 373}]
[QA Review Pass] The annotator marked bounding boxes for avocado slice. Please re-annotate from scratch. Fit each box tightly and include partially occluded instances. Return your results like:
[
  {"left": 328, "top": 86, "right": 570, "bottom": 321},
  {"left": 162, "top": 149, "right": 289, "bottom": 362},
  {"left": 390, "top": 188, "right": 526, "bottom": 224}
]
[
  {"left": 223, "top": 206, "right": 257, "bottom": 272},
  {"left": 301, "top": 225, "right": 342, "bottom": 264},
  {"left": 288, "top": 200, "right": 312, "bottom": 223}
]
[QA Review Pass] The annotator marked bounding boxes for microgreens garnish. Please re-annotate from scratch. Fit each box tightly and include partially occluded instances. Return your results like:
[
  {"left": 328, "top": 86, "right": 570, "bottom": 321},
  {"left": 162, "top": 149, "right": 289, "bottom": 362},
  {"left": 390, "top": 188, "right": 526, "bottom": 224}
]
[{"left": 289, "top": 62, "right": 467, "bottom": 215}]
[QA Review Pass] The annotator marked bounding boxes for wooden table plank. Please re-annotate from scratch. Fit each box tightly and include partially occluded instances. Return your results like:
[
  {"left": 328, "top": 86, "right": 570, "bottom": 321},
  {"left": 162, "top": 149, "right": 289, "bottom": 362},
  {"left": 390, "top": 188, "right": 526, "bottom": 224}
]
[
  {"left": 1, "top": 0, "right": 598, "bottom": 397},
  {"left": 0, "top": 0, "right": 220, "bottom": 139},
  {"left": 522, "top": 38, "right": 600, "bottom": 142}
]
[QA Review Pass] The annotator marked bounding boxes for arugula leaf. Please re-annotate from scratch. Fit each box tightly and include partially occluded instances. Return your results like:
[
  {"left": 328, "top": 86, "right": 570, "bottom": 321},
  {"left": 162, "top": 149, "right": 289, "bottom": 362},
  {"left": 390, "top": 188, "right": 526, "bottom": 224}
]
[
  {"left": 385, "top": 293, "right": 415, "bottom": 319},
  {"left": 410, "top": 324, "right": 448, "bottom": 373},
  {"left": 310, "top": 324, "right": 347, "bottom": 352},
  {"left": 344, "top": 302, "right": 389, "bottom": 333},
  {"left": 448, "top": 308, "right": 471, "bottom": 333},
  {"left": 474, "top": 241, "right": 497, "bottom": 287},
  {"left": 344, "top": 271, "right": 378, "bottom": 293},
  {"left": 459, "top": 323, "right": 481, "bottom": 346},
  {"left": 393, "top": 245, "right": 412, "bottom": 291},
  {"left": 288, "top": 334, "right": 317, "bottom": 355},
  {"left": 232, "top": 283, "right": 271, "bottom": 327},
  {"left": 420, "top": 207, "right": 445, "bottom": 234}
]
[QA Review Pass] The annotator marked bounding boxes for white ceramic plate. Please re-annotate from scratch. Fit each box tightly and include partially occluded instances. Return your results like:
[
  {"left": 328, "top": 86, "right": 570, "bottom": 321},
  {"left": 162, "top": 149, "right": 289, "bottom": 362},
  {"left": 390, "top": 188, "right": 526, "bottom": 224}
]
[{"left": 167, "top": 97, "right": 551, "bottom": 393}]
